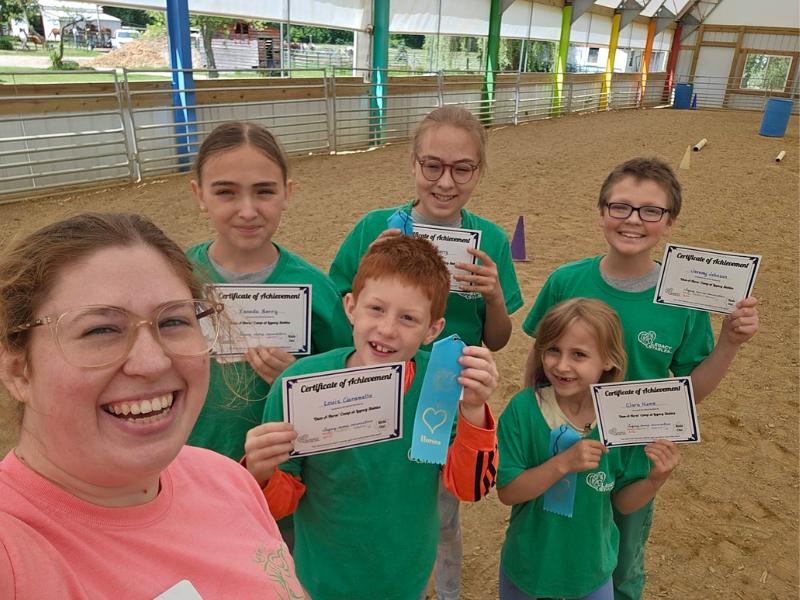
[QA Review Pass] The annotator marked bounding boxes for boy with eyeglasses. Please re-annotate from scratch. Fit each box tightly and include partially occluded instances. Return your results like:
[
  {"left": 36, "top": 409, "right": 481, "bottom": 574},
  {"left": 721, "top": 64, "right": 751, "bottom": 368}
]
[{"left": 522, "top": 156, "right": 759, "bottom": 600}]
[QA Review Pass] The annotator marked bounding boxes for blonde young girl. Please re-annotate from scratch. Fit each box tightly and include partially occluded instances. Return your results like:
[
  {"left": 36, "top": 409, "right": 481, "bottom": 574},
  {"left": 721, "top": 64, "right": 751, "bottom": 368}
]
[
  {"left": 497, "top": 298, "right": 679, "bottom": 600},
  {"left": 186, "top": 123, "right": 352, "bottom": 534},
  {"left": 329, "top": 105, "right": 523, "bottom": 599}
]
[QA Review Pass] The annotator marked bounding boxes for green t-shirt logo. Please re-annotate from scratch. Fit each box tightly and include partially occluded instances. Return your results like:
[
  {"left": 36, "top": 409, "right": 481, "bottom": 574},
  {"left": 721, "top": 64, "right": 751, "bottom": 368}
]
[
  {"left": 585, "top": 471, "right": 615, "bottom": 492},
  {"left": 637, "top": 330, "right": 673, "bottom": 354}
]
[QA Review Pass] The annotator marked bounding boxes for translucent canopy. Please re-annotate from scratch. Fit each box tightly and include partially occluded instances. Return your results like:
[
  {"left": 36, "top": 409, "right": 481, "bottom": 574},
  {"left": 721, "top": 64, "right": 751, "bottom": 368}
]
[{"left": 594, "top": 0, "right": 697, "bottom": 17}]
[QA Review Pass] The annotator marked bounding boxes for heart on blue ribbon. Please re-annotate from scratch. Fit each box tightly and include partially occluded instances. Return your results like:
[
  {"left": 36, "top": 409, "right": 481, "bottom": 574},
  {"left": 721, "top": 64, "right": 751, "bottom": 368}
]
[{"left": 409, "top": 335, "right": 465, "bottom": 465}]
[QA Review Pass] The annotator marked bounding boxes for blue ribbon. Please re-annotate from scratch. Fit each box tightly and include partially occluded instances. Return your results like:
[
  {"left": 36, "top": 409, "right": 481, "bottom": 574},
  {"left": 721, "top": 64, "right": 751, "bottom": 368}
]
[
  {"left": 386, "top": 209, "right": 414, "bottom": 236},
  {"left": 409, "top": 335, "right": 465, "bottom": 465},
  {"left": 543, "top": 424, "right": 582, "bottom": 517}
]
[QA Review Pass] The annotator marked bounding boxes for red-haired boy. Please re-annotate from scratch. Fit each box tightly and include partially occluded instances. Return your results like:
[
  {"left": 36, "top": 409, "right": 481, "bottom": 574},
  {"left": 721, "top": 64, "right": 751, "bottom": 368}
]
[{"left": 245, "top": 235, "right": 498, "bottom": 600}]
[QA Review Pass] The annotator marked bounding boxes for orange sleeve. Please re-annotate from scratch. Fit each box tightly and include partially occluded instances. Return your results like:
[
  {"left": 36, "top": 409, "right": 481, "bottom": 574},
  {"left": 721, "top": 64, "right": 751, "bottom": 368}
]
[
  {"left": 262, "top": 469, "right": 306, "bottom": 520},
  {"left": 442, "top": 405, "right": 498, "bottom": 501}
]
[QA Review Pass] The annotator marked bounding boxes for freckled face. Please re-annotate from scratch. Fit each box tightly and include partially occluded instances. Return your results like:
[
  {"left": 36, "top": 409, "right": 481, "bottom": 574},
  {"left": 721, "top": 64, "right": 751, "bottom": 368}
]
[{"left": 344, "top": 277, "right": 444, "bottom": 367}]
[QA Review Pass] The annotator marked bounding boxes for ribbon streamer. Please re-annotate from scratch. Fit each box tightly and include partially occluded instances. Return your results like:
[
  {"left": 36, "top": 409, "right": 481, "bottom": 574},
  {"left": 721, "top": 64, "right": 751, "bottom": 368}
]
[
  {"left": 386, "top": 209, "right": 414, "bottom": 236},
  {"left": 543, "top": 424, "right": 582, "bottom": 517},
  {"left": 408, "top": 335, "right": 465, "bottom": 465}
]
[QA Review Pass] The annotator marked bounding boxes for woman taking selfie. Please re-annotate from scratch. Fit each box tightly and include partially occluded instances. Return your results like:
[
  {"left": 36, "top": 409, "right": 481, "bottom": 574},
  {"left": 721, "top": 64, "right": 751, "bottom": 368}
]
[{"left": 0, "top": 213, "right": 304, "bottom": 599}]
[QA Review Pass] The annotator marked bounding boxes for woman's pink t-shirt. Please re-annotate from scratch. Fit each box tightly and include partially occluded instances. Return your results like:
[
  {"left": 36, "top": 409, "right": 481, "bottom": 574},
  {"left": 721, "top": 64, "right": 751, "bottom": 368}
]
[{"left": 0, "top": 446, "right": 303, "bottom": 599}]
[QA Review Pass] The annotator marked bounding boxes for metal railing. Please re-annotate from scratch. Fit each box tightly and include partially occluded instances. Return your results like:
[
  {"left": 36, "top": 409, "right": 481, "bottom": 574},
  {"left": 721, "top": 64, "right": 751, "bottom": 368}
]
[
  {"left": 0, "top": 69, "right": 132, "bottom": 198},
  {"left": 0, "top": 68, "right": 796, "bottom": 201},
  {"left": 121, "top": 68, "right": 331, "bottom": 179}
]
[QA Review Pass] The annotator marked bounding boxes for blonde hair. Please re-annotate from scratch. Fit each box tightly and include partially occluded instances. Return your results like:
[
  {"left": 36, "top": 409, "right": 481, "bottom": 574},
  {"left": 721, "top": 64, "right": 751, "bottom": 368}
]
[
  {"left": 412, "top": 105, "right": 488, "bottom": 169},
  {"left": 523, "top": 298, "right": 627, "bottom": 389}
]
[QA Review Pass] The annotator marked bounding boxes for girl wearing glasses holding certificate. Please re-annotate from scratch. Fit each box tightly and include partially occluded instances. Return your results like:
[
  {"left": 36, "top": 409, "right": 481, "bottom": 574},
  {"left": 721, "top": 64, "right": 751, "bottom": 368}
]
[
  {"left": 0, "top": 213, "right": 303, "bottom": 599},
  {"left": 329, "top": 105, "right": 523, "bottom": 600},
  {"left": 497, "top": 298, "right": 679, "bottom": 600}
]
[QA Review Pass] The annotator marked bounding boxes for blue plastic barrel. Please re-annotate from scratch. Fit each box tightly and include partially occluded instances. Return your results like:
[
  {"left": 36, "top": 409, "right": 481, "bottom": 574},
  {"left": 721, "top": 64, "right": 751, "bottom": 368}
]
[
  {"left": 759, "top": 98, "right": 794, "bottom": 137},
  {"left": 673, "top": 83, "right": 693, "bottom": 109}
]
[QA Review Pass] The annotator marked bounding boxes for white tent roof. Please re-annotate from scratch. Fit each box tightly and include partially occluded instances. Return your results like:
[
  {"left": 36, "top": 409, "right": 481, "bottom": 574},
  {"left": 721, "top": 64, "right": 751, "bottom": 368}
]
[
  {"left": 594, "top": 0, "right": 696, "bottom": 17},
  {"left": 72, "top": 0, "right": 800, "bottom": 38},
  {"left": 39, "top": 1, "right": 122, "bottom": 22},
  {"left": 703, "top": 0, "right": 798, "bottom": 28}
]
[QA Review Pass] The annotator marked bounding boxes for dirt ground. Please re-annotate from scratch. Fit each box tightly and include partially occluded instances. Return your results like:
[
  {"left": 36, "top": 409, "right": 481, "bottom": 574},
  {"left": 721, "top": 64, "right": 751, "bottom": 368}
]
[{"left": 0, "top": 108, "right": 797, "bottom": 599}]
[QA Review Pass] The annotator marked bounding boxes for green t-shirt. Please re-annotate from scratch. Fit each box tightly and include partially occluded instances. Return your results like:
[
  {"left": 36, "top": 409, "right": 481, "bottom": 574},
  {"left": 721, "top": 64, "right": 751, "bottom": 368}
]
[
  {"left": 523, "top": 256, "right": 714, "bottom": 381},
  {"left": 328, "top": 203, "right": 524, "bottom": 347},
  {"left": 264, "top": 347, "right": 442, "bottom": 600},
  {"left": 497, "top": 387, "right": 650, "bottom": 598},
  {"left": 186, "top": 241, "right": 353, "bottom": 460}
]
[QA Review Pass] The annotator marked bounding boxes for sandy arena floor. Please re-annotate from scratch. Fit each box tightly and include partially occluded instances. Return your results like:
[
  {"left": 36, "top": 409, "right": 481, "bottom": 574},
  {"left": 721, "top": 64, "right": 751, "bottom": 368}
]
[{"left": 0, "top": 108, "right": 797, "bottom": 599}]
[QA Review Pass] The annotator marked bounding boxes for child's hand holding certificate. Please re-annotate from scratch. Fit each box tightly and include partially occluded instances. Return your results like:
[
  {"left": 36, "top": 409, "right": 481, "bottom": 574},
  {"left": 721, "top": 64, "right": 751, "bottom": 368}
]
[
  {"left": 654, "top": 244, "right": 760, "bottom": 314},
  {"left": 591, "top": 377, "right": 700, "bottom": 447}
]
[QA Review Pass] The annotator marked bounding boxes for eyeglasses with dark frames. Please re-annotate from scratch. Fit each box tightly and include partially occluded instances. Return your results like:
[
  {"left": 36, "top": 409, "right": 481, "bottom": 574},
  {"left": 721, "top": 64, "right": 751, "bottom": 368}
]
[
  {"left": 415, "top": 156, "right": 481, "bottom": 184},
  {"left": 12, "top": 299, "right": 224, "bottom": 369},
  {"left": 605, "top": 202, "right": 671, "bottom": 223}
]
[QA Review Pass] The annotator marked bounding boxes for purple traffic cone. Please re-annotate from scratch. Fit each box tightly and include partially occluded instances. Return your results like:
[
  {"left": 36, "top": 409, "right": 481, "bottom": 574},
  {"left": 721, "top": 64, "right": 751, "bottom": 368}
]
[
  {"left": 691, "top": 94, "right": 697, "bottom": 110},
  {"left": 511, "top": 216, "right": 529, "bottom": 262}
]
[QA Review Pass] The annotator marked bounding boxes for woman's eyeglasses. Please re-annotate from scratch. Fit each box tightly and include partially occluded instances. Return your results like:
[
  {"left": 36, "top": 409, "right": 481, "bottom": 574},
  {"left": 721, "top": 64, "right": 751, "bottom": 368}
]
[{"left": 12, "top": 299, "right": 223, "bottom": 368}]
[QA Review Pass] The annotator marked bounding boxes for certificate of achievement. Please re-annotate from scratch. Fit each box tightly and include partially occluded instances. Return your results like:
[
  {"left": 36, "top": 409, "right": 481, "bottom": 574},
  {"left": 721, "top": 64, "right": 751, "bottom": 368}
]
[
  {"left": 283, "top": 363, "right": 404, "bottom": 457},
  {"left": 591, "top": 377, "right": 700, "bottom": 447},
  {"left": 654, "top": 244, "right": 760, "bottom": 314},
  {"left": 412, "top": 224, "right": 482, "bottom": 292},
  {"left": 212, "top": 284, "right": 312, "bottom": 359}
]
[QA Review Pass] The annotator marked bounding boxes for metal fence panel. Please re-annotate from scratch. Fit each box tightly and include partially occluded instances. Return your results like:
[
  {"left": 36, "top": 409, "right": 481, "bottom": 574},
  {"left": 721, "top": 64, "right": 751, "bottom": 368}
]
[
  {"left": 0, "top": 70, "right": 132, "bottom": 199},
  {"left": 1, "top": 67, "right": 797, "bottom": 201},
  {"left": 123, "top": 68, "right": 331, "bottom": 177}
]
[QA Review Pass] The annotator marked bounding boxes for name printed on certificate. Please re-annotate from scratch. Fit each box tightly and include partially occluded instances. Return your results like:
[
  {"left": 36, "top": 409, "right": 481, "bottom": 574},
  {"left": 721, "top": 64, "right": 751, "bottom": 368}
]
[
  {"left": 283, "top": 363, "right": 404, "bottom": 457},
  {"left": 654, "top": 244, "right": 760, "bottom": 314},
  {"left": 412, "top": 224, "right": 482, "bottom": 292},
  {"left": 591, "top": 377, "right": 700, "bottom": 447},
  {"left": 212, "top": 284, "right": 312, "bottom": 360}
]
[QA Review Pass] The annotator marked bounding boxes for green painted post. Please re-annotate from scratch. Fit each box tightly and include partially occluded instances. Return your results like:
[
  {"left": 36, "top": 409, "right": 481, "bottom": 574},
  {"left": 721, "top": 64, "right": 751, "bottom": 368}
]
[
  {"left": 481, "top": 0, "right": 501, "bottom": 126},
  {"left": 553, "top": 3, "right": 572, "bottom": 116},
  {"left": 370, "top": 0, "right": 390, "bottom": 145}
]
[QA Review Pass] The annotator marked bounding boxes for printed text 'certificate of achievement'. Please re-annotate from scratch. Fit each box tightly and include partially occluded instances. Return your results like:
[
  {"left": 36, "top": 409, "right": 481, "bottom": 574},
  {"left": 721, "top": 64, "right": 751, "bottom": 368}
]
[
  {"left": 654, "top": 244, "right": 760, "bottom": 314},
  {"left": 213, "top": 284, "right": 312, "bottom": 360},
  {"left": 413, "top": 224, "right": 482, "bottom": 292},
  {"left": 591, "top": 377, "right": 700, "bottom": 447},
  {"left": 283, "top": 363, "right": 404, "bottom": 457}
]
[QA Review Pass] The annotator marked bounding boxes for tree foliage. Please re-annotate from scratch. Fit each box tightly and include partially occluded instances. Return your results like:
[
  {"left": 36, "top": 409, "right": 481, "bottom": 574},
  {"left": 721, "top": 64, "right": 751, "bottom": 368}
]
[
  {"left": 742, "top": 53, "right": 790, "bottom": 91},
  {"left": 144, "top": 11, "right": 236, "bottom": 77},
  {"left": 101, "top": 6, "right": 152, "bottom": 29},
  {"left": 1, "top": 0, "right": 39, "bottom": 27},
  {"left": 391, "top": 34, "right": 424, "bottom": 49},
  {"left": 281, "top": 24, "right": 353, "bottom": 45}
]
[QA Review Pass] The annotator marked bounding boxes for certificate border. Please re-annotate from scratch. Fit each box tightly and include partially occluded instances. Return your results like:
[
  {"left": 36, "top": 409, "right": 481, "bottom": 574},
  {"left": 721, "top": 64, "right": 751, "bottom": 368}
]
[
  {"left": 411, "top": 223, "right": 483, "bottom": 292},
  {"left": 212, "top": 283, "right": 312, "bottom": 356},
  {"left": 654, "top": 244, "right": 761, "bottom": 315},
  {"left": 591, "top": 377, "right": 700, "bottom": 447},
  {"left": 283, "top": 362, "right": 405, "bottom": 457}
]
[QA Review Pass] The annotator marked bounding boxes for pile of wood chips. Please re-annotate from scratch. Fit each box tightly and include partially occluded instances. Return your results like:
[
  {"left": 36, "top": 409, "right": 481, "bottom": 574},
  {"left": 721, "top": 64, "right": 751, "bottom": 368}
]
[{"left": 88, "top": 37, "right": 204, "bottom": 70}]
